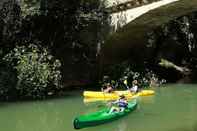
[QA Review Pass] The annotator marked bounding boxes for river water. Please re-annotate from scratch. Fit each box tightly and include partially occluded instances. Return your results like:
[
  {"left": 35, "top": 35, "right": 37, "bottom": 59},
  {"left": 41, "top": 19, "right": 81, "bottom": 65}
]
[{"left": 0, "top": 84, "right": 197, "bottom": 131}]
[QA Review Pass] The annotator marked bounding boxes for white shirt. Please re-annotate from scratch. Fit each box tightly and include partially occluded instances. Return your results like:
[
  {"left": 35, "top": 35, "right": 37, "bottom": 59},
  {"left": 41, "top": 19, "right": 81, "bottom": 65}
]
[{"left": 130, "top": 85, "right": 138, "bottom": 93}]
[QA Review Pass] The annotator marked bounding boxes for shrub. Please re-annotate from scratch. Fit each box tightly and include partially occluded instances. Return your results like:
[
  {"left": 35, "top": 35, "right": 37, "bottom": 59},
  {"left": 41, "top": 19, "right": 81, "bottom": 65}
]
[{"left": 3, "top": 44, "right": 62, "bottom": 98}]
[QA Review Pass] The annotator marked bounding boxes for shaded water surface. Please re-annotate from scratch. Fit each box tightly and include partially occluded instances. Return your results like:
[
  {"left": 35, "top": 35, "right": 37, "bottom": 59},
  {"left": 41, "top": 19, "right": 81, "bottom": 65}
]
[{"left": 0, "top": 84, "right": 197, "bottom": 131}]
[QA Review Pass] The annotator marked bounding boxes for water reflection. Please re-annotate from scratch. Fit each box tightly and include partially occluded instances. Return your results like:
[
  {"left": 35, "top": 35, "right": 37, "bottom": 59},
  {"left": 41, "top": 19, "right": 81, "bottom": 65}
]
[{"left": 116, "top": 119, "right": 128, "bottom": 131}]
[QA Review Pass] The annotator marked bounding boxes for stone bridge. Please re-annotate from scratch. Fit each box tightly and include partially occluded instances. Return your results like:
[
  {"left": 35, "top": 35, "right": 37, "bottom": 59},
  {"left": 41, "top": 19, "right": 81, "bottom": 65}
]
[
  {"left": 100, "top": 0, "right": 197, "bottom": 66},
  {"left": 106, "top": 0, "right": 161, "bottom": 14}
]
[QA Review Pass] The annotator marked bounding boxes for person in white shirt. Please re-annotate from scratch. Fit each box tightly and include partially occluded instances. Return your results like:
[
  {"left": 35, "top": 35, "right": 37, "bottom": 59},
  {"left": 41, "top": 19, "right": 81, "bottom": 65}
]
[{"left": 129, "top": 80, "right": 138, "bottom": 93}]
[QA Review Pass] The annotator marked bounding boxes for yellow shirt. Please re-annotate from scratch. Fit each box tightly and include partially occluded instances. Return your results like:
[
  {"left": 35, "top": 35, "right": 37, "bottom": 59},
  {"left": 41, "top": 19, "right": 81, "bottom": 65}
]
[{"left": 123, "top": 80, "right": 127, "bottom": 85}]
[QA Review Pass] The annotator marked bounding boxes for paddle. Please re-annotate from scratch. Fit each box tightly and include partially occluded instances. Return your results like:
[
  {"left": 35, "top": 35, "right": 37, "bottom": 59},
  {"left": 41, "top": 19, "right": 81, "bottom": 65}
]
[{"left": 96, "top": 100, "right": 114, "bottom": 109}]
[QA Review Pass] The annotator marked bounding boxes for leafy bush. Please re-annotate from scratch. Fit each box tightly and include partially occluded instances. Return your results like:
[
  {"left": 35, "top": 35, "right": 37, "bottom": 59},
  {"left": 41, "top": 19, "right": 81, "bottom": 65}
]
[{"left": 3, "top": 44, "right": 62, "bottom": 98}]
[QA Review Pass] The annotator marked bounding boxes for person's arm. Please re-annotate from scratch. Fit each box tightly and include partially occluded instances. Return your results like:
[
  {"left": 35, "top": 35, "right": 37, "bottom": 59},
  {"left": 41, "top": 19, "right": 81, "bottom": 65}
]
[
  {"left": 114, "top": 81, "right": 119, "bottom": 89},
  {"left": 111, "top": 100, "right": 119, "bottom": 104}
]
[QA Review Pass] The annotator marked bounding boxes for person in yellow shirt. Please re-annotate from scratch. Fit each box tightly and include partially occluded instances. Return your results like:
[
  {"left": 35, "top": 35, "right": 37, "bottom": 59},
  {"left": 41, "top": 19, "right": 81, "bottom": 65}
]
[{"left": 123, "top": 76, "right": 129, "bottom": 89}]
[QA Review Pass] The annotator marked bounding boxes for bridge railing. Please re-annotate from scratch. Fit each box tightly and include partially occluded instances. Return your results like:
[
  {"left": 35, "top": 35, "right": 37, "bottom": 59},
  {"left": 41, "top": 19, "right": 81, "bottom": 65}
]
[{"left": 106, "top": 0, "right": 161, "bottom": 13}]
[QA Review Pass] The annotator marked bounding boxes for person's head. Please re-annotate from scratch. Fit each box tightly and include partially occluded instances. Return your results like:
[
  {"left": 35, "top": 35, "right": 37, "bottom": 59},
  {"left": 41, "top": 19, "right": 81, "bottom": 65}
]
[
  {"left": 132, "top": 80, "right": 138, "bottom": 85},
  {"left": 106, "top": 83, "right": 112, "bottom": 88},
  {"left": 106, "top": 83, "right": 110, "bottom": 86},
  {"left": 119, "top": 94, "right": 126, "bottom": 99}
]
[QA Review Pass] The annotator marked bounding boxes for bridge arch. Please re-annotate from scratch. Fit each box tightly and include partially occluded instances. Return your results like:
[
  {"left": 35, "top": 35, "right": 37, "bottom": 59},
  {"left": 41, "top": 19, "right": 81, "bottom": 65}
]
[{"left": 100, "top": 0, "right": 197, "bottom": 66}]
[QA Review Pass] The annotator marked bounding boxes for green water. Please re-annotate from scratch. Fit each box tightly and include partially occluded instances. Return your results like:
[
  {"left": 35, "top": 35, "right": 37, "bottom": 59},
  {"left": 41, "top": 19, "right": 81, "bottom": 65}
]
[{"left": 0, "top": 84, "right": 197, "bottom": 131}]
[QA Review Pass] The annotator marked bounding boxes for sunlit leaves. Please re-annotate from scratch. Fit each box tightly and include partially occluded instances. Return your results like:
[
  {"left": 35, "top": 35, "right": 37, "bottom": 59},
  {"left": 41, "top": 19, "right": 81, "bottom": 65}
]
[
  {"left": 3, "top": 44, "right": 62, "bottom": 98},
  {"left": 19, "top": 0, "right": 40, "bottom": 17}
]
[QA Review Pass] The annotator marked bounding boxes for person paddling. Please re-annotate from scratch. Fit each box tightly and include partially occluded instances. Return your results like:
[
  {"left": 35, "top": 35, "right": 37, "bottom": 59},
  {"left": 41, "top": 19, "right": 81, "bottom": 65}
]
[
  {"left": 109, "top": 95, "right": 128, "bottom": 113},
  {"left": 101, "top": 83, "right": 114, "bottom": 93},
  {"left": 123, "top": 76, "right": 129, "bottom": 89},
  {"left": 129, "top": 80, "right": 139, "bottom": 93}
]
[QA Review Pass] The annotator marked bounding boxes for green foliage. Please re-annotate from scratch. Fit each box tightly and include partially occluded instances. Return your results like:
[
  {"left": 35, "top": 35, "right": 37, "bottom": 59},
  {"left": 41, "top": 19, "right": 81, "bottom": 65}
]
[
  {"left": 0, "top": 0, "right": 111, "bottom": 100},
  {"left": 0, "top": 0, "right": 21, "bottom": 49},
  {"left": 3, "top": 44, "right": 62, "bottom": 98},
  {"left": 103, "top": 61, "right": 165, "bottom": 88},
  {"left": 20, "top": 0, "right": 41, "bottom": 17}
]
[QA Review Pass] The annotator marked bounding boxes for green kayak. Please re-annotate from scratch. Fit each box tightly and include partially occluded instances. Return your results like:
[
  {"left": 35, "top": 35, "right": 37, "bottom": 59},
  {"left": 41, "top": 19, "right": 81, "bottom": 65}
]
[{"left": 73, "top": 100, "right": 137, "bottom": 129}]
